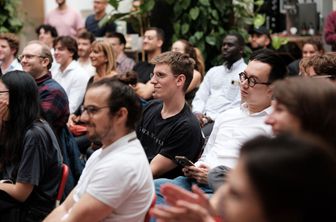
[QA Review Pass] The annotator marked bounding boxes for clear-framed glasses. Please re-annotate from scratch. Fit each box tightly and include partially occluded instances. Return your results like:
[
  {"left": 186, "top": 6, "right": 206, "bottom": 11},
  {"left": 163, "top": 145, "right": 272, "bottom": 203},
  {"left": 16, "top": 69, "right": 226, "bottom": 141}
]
[
  {"left": 80, "top": 105, "right": 110, "bottom": 117},
  {"left": 239, "top": 72, "right": 271, "bottom": 87},
  {"left": 18, "top": 54, "right": 45, "bottom": 62},
  {"left": 311, "top": 75, "right": 336, "bottom": 80},
  {"left": 150, "top": 72, "right": 169, "bottom": 80}
]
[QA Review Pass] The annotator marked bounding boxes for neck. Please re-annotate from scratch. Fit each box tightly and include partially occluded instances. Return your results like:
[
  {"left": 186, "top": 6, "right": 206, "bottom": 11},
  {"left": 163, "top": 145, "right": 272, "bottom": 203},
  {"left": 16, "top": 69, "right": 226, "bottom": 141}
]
[
  {"left": 224, "top": 57, "right": 240, "bottom": 69},
  {"left": 95, "top": 65, "right": 107, "bottom": 77},
  {"left": 147, "top": 49, "right": 161, "bottom": 62},
  {"left": 60, "top": 59, "right": 72, "bottom": 72},
  {"left": 1, "top": 56, "right": 14, "bottom": 70},
  {"left": 101, "top": 128, "right": 131, "bottom": 149},
  {"left": 247, "top": 102, "right": 270, "bottom": 114},
  {"left": 78, "top": 56, "right": 90, "bottom": 64},
  {"left": 34, "top": 70, "right": 48, "bottom": 80},
  {"left": 95, "top": 11, "right": 106, "bottom": 20},
  {"left": 161, "top": 94, "right": 185, "bottom": 119},
  {"left": 58, "top": 3, "right": 67, "bottom": 10}
]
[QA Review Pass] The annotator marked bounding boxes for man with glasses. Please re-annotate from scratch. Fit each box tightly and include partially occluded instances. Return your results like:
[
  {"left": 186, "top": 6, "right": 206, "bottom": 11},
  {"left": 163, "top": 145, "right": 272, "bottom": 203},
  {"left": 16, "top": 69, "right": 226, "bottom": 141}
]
[
  {"left": 45, "top": 78, "right": 154, "bottom": 222},
  {"left": 20, "top": 41, "right": 83, "bottom": 196},
  {"left": 137, "top": 51, "right": 204, "bottom": 179},
  {"left": 192, "top": 33, "right": 247, "bottom": 136},
  {"left": 154, "top": 49, "right": 287, "bottom": 206},
  {"left": 0, "top": 33, "right": 22, "bottom": 74}
]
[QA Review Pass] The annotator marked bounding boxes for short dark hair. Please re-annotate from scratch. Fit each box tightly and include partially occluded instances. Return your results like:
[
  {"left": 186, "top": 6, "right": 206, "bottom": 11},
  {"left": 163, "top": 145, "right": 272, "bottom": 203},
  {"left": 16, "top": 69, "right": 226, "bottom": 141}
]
[
  {"left": 145, "top": 27, "right": 165, "bottom": 42},
  {"left": 87, "top": 78, "right": 142, "bottom": 130},
  {"left": 151, "top": 51, "right": 194, "bottom": 92},
  {"left": 0, "top": 71, "right": 40, "bottom": 167},
  {"left": 53, "top": 36, "right": 78, "bottom": 60},
  {"left": 272, "top": 77, "right": 336, "bottom": 148},
  {"left": 227, "top": 32, "right": 245, "bottom": 47},
  {"left": 105, "top": 32, "right": 126, "bottom": 45},
  {"left": 240, "top": 134, "right": 336, "bottom": 222},
  {"left": 250, "top": 48, "right": 287, "bottom": 83},
  {"left": 77, "top": 31, "right": 96, "bottom": 43},
  {"left": 0, "top": 33, "right": 20, "bottom": 57},
  {"left": 35, "top": 24, "right": 58, "bottom": 38}
]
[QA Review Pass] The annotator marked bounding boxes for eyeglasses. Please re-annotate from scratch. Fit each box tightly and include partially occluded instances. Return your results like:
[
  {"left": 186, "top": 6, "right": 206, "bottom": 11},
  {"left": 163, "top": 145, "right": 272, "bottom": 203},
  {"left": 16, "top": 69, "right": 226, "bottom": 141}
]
[
  {"left": 150, "top": 72, "right": 169, "bottom": 80},
  {"left": 239, "top": 72, "right": 271, "bottom": 87},
  {"left": 311, "top": 75, "right": 336, "bottom": 80},
  {"left": 0, "top": 90, "right": 8, "bottom": 94},
  {"left": 18, "top": 54, "right": 45, "bottom": 61},
  {"left": 80, "top": 105, "right": 110, "bottom": 117}
]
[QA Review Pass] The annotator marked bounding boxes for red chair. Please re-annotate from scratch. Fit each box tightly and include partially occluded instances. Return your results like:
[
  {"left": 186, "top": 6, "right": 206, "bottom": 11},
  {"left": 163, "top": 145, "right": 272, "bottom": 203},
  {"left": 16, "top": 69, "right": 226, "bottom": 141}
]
[
  {"left": 55, "top": 163, "right": 69, "bottom": 207},
  {"left": 144, "top": 194, "right": 156, "bottom": 222}
]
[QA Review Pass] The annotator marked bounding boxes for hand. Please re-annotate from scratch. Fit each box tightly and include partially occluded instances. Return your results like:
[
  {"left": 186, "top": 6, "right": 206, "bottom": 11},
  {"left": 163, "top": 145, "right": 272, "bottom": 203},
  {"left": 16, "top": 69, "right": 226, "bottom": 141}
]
[
  {"left": 194, "top": 112, "right": 206, "bottom": 127},
  {"left": 183, "top": 164, "right": 210, "bottom": 184},
  {"left": 151, "top": 202, "right": 216, "bottom": 222},
  {"left": 67, "top": 114, "right": 80, "bottom": 127}
]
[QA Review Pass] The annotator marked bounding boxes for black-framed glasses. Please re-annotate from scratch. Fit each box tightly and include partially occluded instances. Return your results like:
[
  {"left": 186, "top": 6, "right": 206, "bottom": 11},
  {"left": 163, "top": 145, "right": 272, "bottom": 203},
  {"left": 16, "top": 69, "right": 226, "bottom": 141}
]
[
  {"left": 239, "top": 72, "right": 271, "bottom": 87},
  {"left": 80, "top": 105, "right": 110, "bottom": 117},
  {"left": 0, "top": 90, "right": 8, "bottom": 94},
  {"left": 18, "top": 54, "right": 45, "bottom": 62}
]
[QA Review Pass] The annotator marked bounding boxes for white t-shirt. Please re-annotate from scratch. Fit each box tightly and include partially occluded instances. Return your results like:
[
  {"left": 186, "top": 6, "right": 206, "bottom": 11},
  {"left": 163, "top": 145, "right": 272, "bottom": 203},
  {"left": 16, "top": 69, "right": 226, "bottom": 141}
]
[
  {"left": 52, "top": 60, "right": 90, "bottom": 113},
  {"left": 197, "top": 104, "right": 272, "bottom": 169},
  {"left": 71, "top": 132, "right": 154, "bottom": 222}
]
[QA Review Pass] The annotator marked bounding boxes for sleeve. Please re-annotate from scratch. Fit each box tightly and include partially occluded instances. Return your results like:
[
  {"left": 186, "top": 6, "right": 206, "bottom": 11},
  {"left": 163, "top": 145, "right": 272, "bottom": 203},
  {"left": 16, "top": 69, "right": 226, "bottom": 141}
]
[
  {"left": 324, "top": 12, "right": 336, "bottom": 44},
  {"left": 68, "top": 72, "right": 89, "bottom": 113},
  {"left": 160, "top": 121, "right": 203, "bottom": 162},
  {"left": 39, "top": 88, "right": 70, "bottom": 127},
  {"left": 191, "top": 69, "right": 212, "bottom": 113},
  {"left": 16, "top": 128, "right": 48, "bottom": 186}
]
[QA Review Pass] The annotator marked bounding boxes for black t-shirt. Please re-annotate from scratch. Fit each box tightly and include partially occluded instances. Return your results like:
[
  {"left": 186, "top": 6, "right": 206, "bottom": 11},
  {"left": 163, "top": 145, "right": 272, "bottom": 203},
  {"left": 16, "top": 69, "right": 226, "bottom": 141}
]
[
  {"left": 133, "top": 61, "right": 155, "bottom": 83},
  {"left": 137, "top": 100, "right": 204, "bottom": 179},
  {"left": 85, "top": 14, "right": 116, "bottom": 37},
  {"left": 1, "top": 120, "right": 62, "bottom": 217}
]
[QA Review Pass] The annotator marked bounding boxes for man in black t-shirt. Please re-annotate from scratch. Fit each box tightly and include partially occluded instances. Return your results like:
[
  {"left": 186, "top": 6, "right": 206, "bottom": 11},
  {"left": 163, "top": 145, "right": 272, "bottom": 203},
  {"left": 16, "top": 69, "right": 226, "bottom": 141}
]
[{"left": 137, "top": 51, "right": 204, "bottom": 179}]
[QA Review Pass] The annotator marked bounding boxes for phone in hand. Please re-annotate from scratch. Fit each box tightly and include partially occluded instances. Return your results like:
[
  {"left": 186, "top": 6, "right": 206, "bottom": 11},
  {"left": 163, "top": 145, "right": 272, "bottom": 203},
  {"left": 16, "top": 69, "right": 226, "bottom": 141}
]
[{"left": 175, "top": 156, "right": 195, "bottom": 167}]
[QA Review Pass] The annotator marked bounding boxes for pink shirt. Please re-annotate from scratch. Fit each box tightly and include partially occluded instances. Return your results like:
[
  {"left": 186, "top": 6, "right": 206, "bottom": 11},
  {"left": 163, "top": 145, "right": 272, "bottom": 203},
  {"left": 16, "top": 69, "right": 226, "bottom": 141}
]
[{"left": 45, "top": 7, "right": 84, "bottom": 37}]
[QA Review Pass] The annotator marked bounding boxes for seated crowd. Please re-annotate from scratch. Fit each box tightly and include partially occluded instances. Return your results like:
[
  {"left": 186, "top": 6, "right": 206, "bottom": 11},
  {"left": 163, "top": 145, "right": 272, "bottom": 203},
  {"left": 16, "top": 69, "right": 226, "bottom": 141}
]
[{"left": 1, "top": 5, "right": 336, "bottom": 220}]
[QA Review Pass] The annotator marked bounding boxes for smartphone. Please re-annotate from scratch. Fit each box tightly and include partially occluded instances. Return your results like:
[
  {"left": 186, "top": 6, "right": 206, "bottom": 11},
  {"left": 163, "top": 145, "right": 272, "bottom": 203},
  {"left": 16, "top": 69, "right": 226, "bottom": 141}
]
[{"left": 175, "top": 156, "right": 195, "bottom": 167}]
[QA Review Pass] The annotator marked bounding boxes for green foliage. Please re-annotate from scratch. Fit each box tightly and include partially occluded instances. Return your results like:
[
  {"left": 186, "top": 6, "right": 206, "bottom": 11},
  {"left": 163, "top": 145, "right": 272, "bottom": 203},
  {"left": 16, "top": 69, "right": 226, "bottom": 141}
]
[
  {"left": 272, "top": 36, "right": 289, "bottom": 50},
  {"left": 0, "top": 0, "right": 23, "bottom": 33}
]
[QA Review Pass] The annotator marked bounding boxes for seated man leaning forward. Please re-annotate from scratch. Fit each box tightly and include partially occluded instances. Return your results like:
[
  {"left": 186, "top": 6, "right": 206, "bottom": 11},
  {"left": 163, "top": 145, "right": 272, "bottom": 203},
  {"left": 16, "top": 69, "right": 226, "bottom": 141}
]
[
  {"left": 137, "top": 51, "right": 204, "bottom": 179},
  {"left": 154, "top": 49, "right": 287, "bottom": 205},
  {"left": 44, "top": 78, "right": 154, "bottom": 222}
]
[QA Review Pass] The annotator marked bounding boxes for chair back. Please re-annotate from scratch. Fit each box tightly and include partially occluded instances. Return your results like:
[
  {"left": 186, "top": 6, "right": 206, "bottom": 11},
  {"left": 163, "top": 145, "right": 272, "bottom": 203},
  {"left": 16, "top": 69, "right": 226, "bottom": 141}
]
[{"left": 56, "top": 163, "right": 69, "bottom": 207}]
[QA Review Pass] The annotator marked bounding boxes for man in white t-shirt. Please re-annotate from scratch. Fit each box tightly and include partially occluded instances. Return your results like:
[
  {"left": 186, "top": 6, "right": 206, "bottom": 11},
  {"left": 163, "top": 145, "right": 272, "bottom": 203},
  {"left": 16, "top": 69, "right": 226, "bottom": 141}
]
[{"left": 45, "top": 78, "right": 154, "bottom": 222}]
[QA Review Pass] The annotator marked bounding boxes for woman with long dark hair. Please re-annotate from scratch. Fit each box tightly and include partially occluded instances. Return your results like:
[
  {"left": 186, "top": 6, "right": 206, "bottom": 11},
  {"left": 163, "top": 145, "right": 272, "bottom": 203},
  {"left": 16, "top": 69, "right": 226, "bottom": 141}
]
[{"left": 0, "top": 71, "right": 62, "bottom": 221}]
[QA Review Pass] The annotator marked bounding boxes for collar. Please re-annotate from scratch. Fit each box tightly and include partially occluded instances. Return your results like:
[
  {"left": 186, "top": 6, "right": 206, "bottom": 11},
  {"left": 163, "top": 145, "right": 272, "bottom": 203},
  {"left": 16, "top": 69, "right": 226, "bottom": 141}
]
[
  {"left": 35, "top": 72, "right": 52, "bottom": 84},
  {"left": 58, "top": 60, "right": 77, "bottom": 74},
  {"left": 116, "top": 53, "right": 127, "bottom": 65},
  {"left": 101, "top": 131, "right": 137, "bottom": 155},
  {"left": 224, "top": 58, "right": 245, "bottom": 71},
  {"left": 240, "top": 103, "right": 272, "bottom": 116}
]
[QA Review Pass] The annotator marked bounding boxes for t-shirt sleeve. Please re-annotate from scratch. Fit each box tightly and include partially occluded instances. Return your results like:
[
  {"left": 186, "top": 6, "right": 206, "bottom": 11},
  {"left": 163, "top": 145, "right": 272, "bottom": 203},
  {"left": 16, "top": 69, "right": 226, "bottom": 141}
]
[{"left": 16, "top": 127, "right": 48, "bottom": 186}]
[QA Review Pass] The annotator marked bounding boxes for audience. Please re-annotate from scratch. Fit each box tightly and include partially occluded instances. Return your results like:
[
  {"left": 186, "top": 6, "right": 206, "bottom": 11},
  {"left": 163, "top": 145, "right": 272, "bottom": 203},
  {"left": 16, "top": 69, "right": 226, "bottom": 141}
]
[
  {"left": 105, "top": 32, "right": 135, "bottom": 74},
  {"left": 248, "top": 26, "right": 272, "bottom": 51},
  {"left": 44, "top": 0, "right": 84, "bottom": 37},
  {"left": 77, "top": 31, "right": 96, "bottom": 77},
  {"left": 287, "top": 39, "right": 324, "bottom": 76},
  {"left": 137, "top": 51, "right": 204, "bottom": 179},
  {"left": 171, "top": 39, "right": 204, "bottom": 105},
  {"left": 45, "top": 78, "right": 154, "bottom": 222},
  {"left": 0, "top": 71, "right": 62, "bottom": 221},
  {"left": 52, "top": 36, "right": 90, "bottom": 113},
  {"left": 151, "top": 134, "right": 336, "bottom": 222},
  {"left": 85, "top": 0, "right": 116, "bottom": 37},
  {"left": 20, "top": 41, "right": 83, "bottom": 196},
  {"left": 133, "top": 27, "right": 164, "bottom": 100},
  {"left": 192, "top": 33, "right": 246, "bottom": 136},
  {"left": 0, "top": 33, "right": 22, "bottom": 74}
]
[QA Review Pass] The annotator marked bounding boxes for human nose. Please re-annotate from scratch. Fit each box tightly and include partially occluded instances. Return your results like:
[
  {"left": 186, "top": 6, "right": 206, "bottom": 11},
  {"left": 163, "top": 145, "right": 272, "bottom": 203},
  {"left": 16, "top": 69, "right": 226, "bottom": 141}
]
[
  {"left": 265, "top": 114, "right": 275, "bottom": 126},
  {"left": 80, "top": 110, "right": 90, "bottom": 123}
]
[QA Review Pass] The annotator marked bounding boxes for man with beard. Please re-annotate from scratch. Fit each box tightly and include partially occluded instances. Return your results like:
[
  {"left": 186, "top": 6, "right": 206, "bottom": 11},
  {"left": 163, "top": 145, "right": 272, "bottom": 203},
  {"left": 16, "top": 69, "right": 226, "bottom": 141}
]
[
  {"left": 77, "top": 31, "right": 96, "bottom": 77},
  {"left": 133, "top": 27, "right": 164, "bottom": 100},
  {"left": 45, "top": 78, "right": 154, "bottom": 222},
  {"left": 45, "top": 0, "right": 84, "bottom": 37},
  {"left": 192, "top": 33, "right": 247, "bottom": 136}
]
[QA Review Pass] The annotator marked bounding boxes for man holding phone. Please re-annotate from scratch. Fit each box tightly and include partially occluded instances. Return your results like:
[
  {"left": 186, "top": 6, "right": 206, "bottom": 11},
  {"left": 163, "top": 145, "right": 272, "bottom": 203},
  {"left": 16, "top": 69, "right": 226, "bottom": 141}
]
[{"left": 137, "top": 51, "right": 204, "bottom": 179}]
